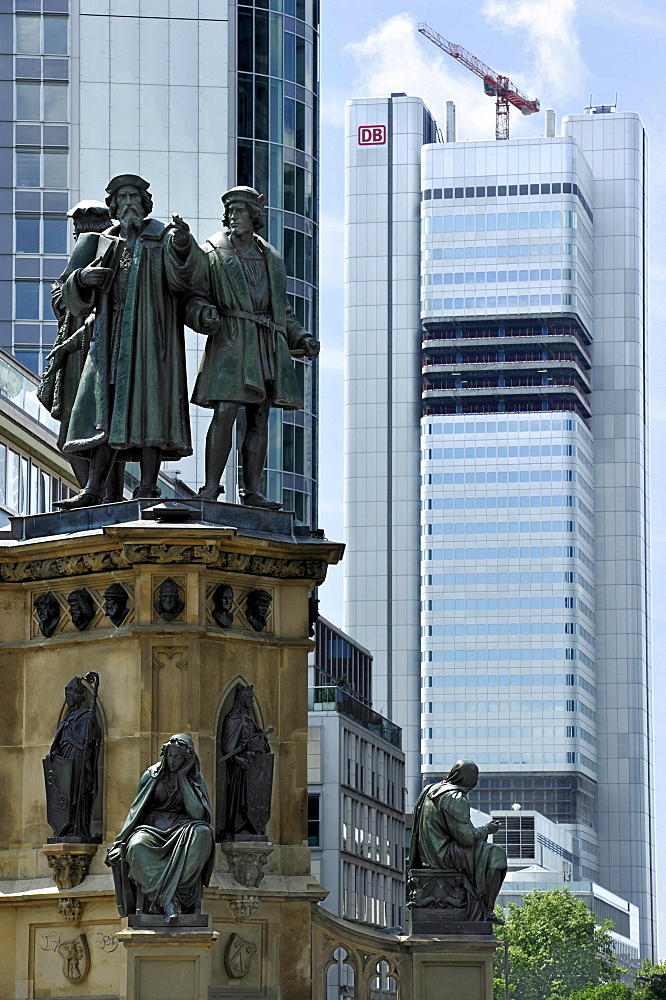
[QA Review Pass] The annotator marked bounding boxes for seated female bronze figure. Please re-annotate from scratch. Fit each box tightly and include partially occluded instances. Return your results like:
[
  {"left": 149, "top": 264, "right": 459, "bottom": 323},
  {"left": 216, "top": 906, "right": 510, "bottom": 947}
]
[{"left": 107, "top": 734, "right": 214, "bottom": 923}]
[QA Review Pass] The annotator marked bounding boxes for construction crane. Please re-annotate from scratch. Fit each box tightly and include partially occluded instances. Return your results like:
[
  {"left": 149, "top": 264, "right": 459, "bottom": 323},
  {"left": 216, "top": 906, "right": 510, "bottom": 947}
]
[{"left": 418, "top": 22, "right": 540, "bottom": 140}]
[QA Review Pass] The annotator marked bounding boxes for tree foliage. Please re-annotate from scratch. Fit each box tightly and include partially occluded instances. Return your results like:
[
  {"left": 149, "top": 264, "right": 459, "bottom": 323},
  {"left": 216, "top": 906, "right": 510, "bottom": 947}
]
[
  {"left": 493, "top": 887, "right": 622, "bottom": 1000},
  {"left": 568, "top": 985, "right": 633, "bottom": 1000},
  {"left": 632, "top": 960, "right": 666, "bottom": 1000}
]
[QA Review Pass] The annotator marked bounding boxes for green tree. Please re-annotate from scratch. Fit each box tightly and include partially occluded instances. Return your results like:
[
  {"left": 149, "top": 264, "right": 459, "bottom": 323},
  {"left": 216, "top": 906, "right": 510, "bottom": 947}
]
[
  {"left": 633, "top": 959, "right": 666, "bottom": 999},
  {"left": 493, "top": 887, "right": 623, "bottom": 1000},
  {"left": 568, "top": 984, "right": 633, "bottom": 1000}
]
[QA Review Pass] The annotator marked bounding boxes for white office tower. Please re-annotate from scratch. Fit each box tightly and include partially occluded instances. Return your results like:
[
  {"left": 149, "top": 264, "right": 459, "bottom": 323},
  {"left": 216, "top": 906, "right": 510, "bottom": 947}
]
[
  {"left": 344, "top": 100, "right": 655, "bottom": 957},
  {"left": 344, "top": 95, "right": 438, "bottom": 807}
]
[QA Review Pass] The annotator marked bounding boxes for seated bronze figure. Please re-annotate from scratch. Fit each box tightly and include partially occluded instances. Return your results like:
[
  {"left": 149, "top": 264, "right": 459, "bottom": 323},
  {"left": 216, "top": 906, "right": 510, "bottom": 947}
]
[
  {"left": 107, "top": 734, "right": 214, "bottom": 924},
  {"left": 408, "top": 759, "right": 507, "bottom": 924}
]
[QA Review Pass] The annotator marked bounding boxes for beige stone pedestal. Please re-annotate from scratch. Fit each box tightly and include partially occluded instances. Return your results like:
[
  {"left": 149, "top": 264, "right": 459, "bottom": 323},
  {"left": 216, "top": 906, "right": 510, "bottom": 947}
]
[
  {"left": 411, "top": 935, "right": 499, "bottom": 1000},
  {"left": 0, "top": 500, "right": 343, "bottom": 1000},
  {"left": 116, "top": 926, "right": 219, "bottom": 1000}
]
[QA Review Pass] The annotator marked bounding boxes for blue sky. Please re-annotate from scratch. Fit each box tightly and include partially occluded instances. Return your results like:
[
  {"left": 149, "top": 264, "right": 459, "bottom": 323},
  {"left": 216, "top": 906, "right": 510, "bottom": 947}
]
[{"left": 315, "top": 0, "right": 666, "bottom": 954}]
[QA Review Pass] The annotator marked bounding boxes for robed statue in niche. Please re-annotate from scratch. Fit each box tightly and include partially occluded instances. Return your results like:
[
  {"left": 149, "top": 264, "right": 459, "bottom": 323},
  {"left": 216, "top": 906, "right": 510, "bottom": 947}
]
[
  {"left": 107, "top": 734, "right": 214, "bottom": 924},
  {"left": 43, "top": 673, "right": 101, "bottom": 842},
  {"left": 219, "top": 685, "right": 274, "bottom": 841}
]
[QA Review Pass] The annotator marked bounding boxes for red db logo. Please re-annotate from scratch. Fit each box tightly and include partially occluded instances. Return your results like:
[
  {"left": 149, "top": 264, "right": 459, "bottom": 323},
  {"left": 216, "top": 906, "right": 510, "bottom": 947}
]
[{"left": 358, "top": 125, "right": 386, "bottom": 146}]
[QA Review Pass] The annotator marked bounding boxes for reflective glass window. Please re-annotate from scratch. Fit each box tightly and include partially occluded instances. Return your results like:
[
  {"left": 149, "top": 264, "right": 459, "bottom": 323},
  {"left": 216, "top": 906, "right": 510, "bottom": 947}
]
[
  {"left": 237, "top": 10, "right": 253, "bottom": 71},
  {"left": 284, "top": 30, "right": 295, "bottom": 81},
  {"left": 43, "top": 15, "right": 68, "bottom": 55},
  {"left": 238, "top": 74, "right": 253, "bottom": 137},
  {"left": 16, "top": 14, "right": 40, "bottom": 53},
  {"left": 43, "top": 217, "right": 68, "bottom": 254},
  {"left": 44, "top": 83, "right": 68, "bottom": 122},
  {"left": 16, "top": 150, "right": 40, "bottom": 187},
  {"left": 16, "top": 82, "right": 40, "bottom": 121},
  {"left": 16, "top": 216, "right": 40, "bottom": 253},
  {"left": 255, "top": 10, "right": 269, "bottom": 74},
  {"left": 16, "top": 282, "right": 40, "bottom": 319},
  {"left": 43, "top": 150, "right": 67, "bottom": 188}
]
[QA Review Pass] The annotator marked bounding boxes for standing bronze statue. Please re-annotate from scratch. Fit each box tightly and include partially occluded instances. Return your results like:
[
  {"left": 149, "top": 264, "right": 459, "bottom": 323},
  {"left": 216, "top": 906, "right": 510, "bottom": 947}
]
[
  {"left": 38, "top": 200, "right": 125, "bottom": 501},
  {"left": 43, "top": 674, "right": 101, "bottom": 842},
  {"left": 106, "top": 734, "right": 214, "bottom": 923},
  {"left": 408, "top": 759, "right": 507, "bottom": 923},
  {"left": 219, "top": 685, "right": 274, "bottom": 840},
  {"left": 47, "top": 174, "right": 192, "bottom": 509},
  {"left": 169, "top": 186, "right": 319, "bottom": 509}
]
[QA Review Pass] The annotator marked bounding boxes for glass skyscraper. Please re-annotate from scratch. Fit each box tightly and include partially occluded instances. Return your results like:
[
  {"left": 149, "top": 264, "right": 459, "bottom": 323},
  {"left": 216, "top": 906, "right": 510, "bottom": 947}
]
[
  {"left": 2, "top": 0, "right": 318, "bottom": 524},
  {"left": 345, "top": 99, "right": 655, "bottom": 956}
]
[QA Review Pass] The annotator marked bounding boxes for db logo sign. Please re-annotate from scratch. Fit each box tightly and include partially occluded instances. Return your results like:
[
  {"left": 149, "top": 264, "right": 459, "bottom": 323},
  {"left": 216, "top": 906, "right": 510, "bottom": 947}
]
[{"left": 358, "top": 125, "right": 386, "bottom": 146}]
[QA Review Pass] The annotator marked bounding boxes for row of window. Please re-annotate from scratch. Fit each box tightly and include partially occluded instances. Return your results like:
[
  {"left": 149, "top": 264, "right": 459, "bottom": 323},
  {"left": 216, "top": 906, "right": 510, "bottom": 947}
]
[
  {"left": 341, "top": 861, "right": 403, "bottom": 929},
  {"left": 239, "top": 11, "right": 315, "bottom": 88},
  {"left": 424, "top": 523, "right": 581, "bottom": 542},
  {"left": 421, "top": 181, "right": 593, "bottom": 222},
  {"left": 423, "top": 242, "right": 577, "bottom": 261},
  {"left": 423, "top": 416, "right": 587, "bottom": 439},
  {"left": 16, "top": 148, "right": 68, "bottom": 189},
  {"left": 341, "top": 795, "right": 404, "bottom": 872},
  {"left": 423, "top": 751, "right": 596, "bottom": 770},
  {"left": 423, "top": 492, "right": 584, "bottom": 509},
  {"left": 423, "top": 699, "right": 573, "bottom": 715},
  {"left": 0, "top": 442, "right": 72, "bottom": 517},
  {"left": 423, "top": 725, "right": 585, "bottom": 742},
  {"left": 423, "top": 473, "right": 593, "bottom": 501},
  {"left": 422, "top": 622, "right": 592, "bottom": 639},
  {"left": 238, "top": 77, "right": 314, "bottom": 153},
  {"left": 240, "top": 0, "right": 315, "bottom": 22},
  {"left": 15, "top": 12, "right": 68, "bottom": 54},
  {"left": 16, "top": 215, "right": 68, "bottom": 255},
  {"left": 342, "top": 730, "right": 404, "bottom": 810},
  {"left": 421, "top": 544, "right": 595, "bottom": 583},
  {"left": 422, "top": 698, "right": 597, "bottom": 722},
  {"left": 421, "top": 670, "right": 595, "bottom": 696},
  {"left": 16, "top": 81, "right": 68, "bottom": 123},
  {"left": 422, "top": 569, "right": 595, "bottom": 597},
  {"left": 422, "top": 645, "right": 596, "bottom": 672},
  {"left": 424, "top": 442, "right": 579, "bottom": 460},
  {"left": 14, "top": 281, "right": 59, "bottom": 321},
  {"left": 424, "top": 268, "right": 572, "bottom": 286},
  {"left": 423, "top": 210, "right": 577, "bottom": 235},
  {"left": 423, "top": 596, "right": 591, "bottom": 614},
  {"left": 422, "top": 293, "right": 574, "bottom": 311}
]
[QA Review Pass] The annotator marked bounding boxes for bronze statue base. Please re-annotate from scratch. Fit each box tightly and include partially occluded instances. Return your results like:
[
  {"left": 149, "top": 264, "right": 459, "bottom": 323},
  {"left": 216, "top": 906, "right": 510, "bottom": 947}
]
[
  {"left": 127, "top": 913, "right": 209, "bottom": 929},
  {"left": 410, "top": 911, "right": 494, "bottom": 936}
]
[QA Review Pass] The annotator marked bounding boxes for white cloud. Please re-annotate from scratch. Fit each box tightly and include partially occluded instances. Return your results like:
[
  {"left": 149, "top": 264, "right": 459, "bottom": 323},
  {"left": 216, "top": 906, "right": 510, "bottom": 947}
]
[
  {"left": 483, "top": 0, "right": 587, "bottom": 101},
  {"left": 345, "top": 13, "right": 497, "bottom": 142}
]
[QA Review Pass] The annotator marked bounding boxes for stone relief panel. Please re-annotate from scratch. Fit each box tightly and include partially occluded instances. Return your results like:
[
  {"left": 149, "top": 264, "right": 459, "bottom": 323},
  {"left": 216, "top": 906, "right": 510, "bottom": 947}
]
[
  {"left": 205, "top": 579, "right": 273, "bottom": 635},
  {"left": 151, "top": 646, "right": 189, "bottom": 754},
  {"left": 210, "top": 919, "right": 267, "bottom": 997},
  {"left": 32, "top": 581, "right": 135, "bottom": 639},
  {"left": 30, "top": 921, "right": 121, "bottom": 998},
  {"left": 152, "top": 576, "right": 186, "bottom": 623}
]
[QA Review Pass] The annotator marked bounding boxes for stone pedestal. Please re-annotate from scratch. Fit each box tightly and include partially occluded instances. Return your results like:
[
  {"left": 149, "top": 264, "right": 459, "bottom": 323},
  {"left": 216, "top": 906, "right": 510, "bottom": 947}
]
[
  {"left": 42, "top": 842, "right": 98, "bottom": 889},
  {"left": 116, "top": 926, "right": 219, "bottom": 1000},
  {"left": 411, "top": 935, "right": 499, "bottom": 1000},
  {"left": 0, "top": 502, "right": 343, "bottom": 1000}
]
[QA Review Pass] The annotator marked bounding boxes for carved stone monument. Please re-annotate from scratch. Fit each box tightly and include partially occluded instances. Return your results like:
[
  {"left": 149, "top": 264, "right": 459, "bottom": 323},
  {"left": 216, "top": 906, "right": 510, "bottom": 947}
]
[{"left": 219, "top": 685, "right": 274, "bottom": 842}]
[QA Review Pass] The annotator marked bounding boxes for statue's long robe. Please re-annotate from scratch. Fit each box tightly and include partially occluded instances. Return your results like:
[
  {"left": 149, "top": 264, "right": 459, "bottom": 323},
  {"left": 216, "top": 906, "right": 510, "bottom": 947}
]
[
  {"left": 60, "top": 220, "right": 191, "bottom": 461},
  {"left": 170, "top": 231, "right": 310, "bottom": 409},
  {"left": 109, "top": 755, "right": 214, "bottom": 910},
  {"left": 409, "top": 775, "right": 504, "bottom": 900},
  {"left": 220, "top": 710, "right": 270, "bottom": 836}
]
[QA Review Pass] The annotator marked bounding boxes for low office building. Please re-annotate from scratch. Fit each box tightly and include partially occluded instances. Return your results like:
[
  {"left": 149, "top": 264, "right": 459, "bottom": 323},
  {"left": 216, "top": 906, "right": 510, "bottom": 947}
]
[{"left": 308, "top": 618, "right": 406, "bottom": 929}]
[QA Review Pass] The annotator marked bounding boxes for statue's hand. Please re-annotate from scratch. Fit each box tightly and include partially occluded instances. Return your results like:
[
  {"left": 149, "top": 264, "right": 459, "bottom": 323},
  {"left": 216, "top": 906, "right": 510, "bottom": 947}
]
[
  {"left": 199, "top": 303, "right": 220, "bottom": 333},
  {"left": 171, "top": 214, "right": 191, "bottom": 247},
  {"left": 233, "top": 755, "right": 250, "bottom": 770},
  {"left": 79, "top": 265, "right": 112, "bottom": 288},
  {"left": 179, "top": 755, "right": 196, "bottom": 776},
  {"left": 487, "top": 820, "right": 501, "bottom": 835},
  {"left": 106, "top": 844, "right": 122, "bottom": 866},
  {"left": 302, "top": 337, "right": 320, "bottom": 360}
]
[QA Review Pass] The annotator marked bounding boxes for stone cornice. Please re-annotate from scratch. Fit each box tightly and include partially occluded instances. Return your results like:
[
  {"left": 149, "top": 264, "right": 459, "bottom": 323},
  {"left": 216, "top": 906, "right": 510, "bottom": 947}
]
[{"left": 0, "top": 524, "right": 343, "bottom": 587}]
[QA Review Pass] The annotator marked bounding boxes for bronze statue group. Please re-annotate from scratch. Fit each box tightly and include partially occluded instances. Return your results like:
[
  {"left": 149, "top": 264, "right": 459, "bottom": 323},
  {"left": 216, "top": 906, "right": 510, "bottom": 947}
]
[
  {"left": 38, "top": 176, "right": 320, "bottom": 511},
  {"left": 45, "top": 678, "right": 273, "bottom": 925}
]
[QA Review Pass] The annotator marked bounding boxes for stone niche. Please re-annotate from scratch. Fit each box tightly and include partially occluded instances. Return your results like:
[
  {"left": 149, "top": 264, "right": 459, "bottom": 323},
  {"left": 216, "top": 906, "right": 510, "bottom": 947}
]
[{"left": 0, "top": 505, "right": 343, "bottom": 1000}]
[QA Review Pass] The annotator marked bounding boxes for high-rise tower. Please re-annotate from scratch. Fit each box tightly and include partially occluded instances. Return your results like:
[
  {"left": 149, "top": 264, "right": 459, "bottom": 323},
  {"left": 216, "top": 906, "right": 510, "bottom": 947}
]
[
  {"left": 344, "top": 100, "right": 654, "bottom": 957},
  {"left": 2, "top": 0, "right": 319, "bottom": 523}
]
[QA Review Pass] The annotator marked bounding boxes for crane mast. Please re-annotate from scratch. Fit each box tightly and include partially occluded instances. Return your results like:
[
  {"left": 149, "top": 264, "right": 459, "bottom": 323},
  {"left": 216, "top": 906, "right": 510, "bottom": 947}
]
[{"left": 418, "top": 22, "right": 540, "bottom": 140}]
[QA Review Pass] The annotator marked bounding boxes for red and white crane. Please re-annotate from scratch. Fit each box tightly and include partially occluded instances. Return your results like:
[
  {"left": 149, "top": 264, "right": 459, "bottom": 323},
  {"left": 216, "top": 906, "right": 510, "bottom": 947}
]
[{"left": 418, "top": 22, "right": 540, "bottom": 140}]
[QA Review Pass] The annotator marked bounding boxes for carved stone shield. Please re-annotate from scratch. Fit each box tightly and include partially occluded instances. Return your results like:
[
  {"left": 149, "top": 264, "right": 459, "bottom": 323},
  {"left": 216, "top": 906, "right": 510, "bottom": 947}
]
[
  {"left": 43, "top": 755, "right": 75, "bottom": 837},
  {"left": 245, "top": 753, "right": 274, "bottom": 835},
  {"left": 58, "top": 933, "right": 90, "bottom": 983},
  {"left": 224, "top": 933, "right": 257, "bottom": 979}
]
